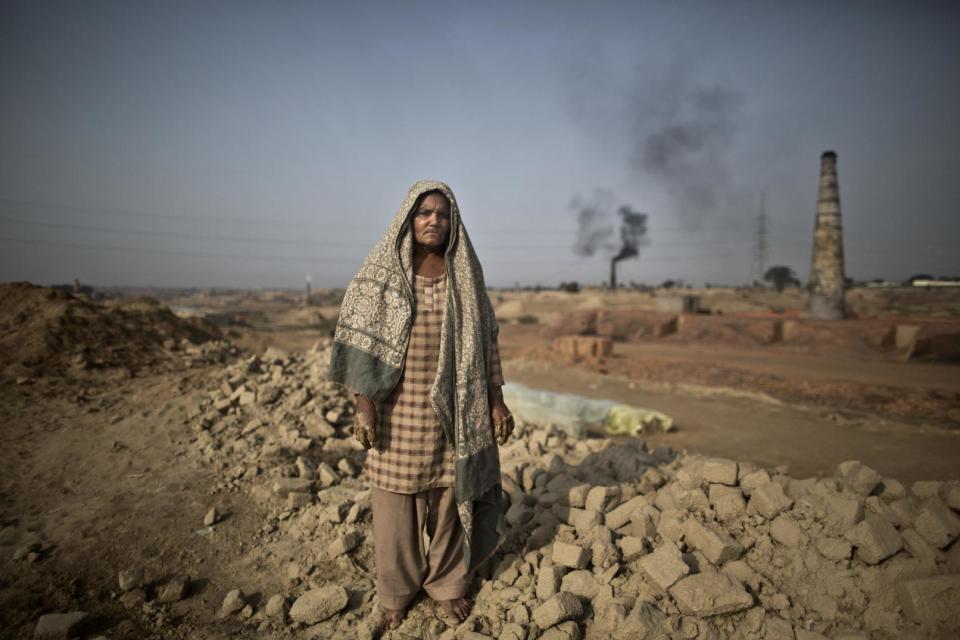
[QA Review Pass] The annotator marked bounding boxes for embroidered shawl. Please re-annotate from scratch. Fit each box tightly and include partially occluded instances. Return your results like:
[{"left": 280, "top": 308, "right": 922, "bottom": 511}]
[{"left": 328, "top": 180, "right": 505, "bottom": 571}]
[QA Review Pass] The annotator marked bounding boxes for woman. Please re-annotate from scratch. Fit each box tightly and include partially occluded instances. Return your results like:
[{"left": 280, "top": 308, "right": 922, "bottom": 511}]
[{"left": 328, "top": 180, "right": 513, "bottom": 634}]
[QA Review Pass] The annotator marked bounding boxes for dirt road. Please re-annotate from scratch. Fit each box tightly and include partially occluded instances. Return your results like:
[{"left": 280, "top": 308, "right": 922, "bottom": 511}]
[{"left": 503, "top": 357, "right": 960, "bottom": 483}]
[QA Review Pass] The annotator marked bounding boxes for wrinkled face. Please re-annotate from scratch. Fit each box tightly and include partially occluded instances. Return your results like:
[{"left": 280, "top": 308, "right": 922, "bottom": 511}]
[{"left": 411, "top": 191, "right": 451, "bottom": 249}]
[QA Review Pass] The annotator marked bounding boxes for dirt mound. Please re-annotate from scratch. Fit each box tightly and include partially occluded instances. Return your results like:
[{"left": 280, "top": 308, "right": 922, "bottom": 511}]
[{"left": 0, "top": 282, "right": 223, "bottom": 376}]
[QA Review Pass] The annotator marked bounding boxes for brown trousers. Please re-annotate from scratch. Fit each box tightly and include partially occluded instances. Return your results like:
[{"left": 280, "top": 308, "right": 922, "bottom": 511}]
[{"left": 371, "top": 485, "right": 469, "bottom": 610}]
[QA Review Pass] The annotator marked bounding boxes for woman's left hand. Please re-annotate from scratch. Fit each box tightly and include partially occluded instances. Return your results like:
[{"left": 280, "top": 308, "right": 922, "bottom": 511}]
[{"left": 488, "top": 386, "right": 514, "bottom": 445}]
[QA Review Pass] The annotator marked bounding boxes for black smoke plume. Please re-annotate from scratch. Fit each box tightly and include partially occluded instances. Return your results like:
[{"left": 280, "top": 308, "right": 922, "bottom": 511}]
[
  {"left": 571, "top": 192, "right": 614, "bottom": 257},
  {"left": 572, "top": 195, "right": 649, "bottom": 288},
  {"left": 630, "top": 81, "right": 743, "bottom": 219},
  {"left": 613, "top": 205, "right": 648, "bottom": 262}
]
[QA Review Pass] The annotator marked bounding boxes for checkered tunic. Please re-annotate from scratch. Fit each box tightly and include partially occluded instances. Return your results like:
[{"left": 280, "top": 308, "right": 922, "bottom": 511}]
[{"left": 366, "top": 272, "right": 504, "bottom": 494}]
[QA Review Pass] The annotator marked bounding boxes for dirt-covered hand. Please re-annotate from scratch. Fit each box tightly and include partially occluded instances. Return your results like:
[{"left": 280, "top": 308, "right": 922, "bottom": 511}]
[
  {"left": 491, "top": 399, "right": 513, "bottom": 446},
  {"left": 353, "top": 395, "right": 379, "bottom": 449}
]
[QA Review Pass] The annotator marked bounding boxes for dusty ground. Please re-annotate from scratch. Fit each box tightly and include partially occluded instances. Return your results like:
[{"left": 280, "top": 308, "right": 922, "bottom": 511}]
[
  {"left": 2, "top": 284, "right": 959, "bottom": 638},
  {"left": 0, "top": 368, "right": 283, "bottom": 639}
]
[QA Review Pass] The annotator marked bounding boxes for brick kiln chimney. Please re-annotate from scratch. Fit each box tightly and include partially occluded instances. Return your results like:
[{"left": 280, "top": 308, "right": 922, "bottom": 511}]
[{"left": 808, "top": 150, "right": 846, "bottom": 320}]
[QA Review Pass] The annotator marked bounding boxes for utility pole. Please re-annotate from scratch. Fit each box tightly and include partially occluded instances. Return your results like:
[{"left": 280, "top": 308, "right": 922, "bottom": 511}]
[{"left": 751, "top": 191, "right": 768, "bottom": 286}]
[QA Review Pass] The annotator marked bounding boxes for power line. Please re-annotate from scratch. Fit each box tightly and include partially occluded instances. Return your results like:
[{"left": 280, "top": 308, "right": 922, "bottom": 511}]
[
  {"left": 0, "top": 235, "right": 752, "bottom": 265},
  {"left": 0, "top": 235, "right": 354, "bottom": 264},
  {"left": 0, "top": 195, "right": 782, "bottom": 237},
  {"left": 0, "top": 213, "right": 761, "bottom": 250},
  {"left": 3, "top": 195, "right": 957, "bottom": 255},
  {"left": 0, "top": 216, "right": 358, "bottom": 248}
]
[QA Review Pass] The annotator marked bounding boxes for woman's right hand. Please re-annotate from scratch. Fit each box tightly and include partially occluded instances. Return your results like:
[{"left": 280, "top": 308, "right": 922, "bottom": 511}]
[{"left": 353, "top": 394, "right": 379, "bottom": 449}]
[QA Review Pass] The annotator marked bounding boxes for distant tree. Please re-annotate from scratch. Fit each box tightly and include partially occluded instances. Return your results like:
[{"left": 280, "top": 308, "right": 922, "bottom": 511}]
[
  {"left": 764, "top": 265, "right": 801, "bottom": 292},
  {"left": 660, "top": 279, "right": 678, "bottom": 289},
  {"left": 558, "top": 281, "right": 580, "bottom": 293}
]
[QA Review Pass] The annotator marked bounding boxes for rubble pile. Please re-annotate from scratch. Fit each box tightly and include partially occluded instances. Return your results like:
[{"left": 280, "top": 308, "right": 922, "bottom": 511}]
[
  {"left": 0, "top": 282, "right": 229, "bottom": 376},
  {"left": 172, "top": 342, "right": 960, "bottom": 638}
]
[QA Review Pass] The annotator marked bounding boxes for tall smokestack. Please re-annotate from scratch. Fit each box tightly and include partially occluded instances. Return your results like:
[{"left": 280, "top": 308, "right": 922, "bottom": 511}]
[{"left": 808, "top": 151, "right": 846, "bottom": 320}]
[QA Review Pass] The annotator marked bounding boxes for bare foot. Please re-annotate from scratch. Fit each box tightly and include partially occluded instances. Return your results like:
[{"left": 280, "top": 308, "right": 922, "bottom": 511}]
[
  {"left": 372, "top": 607, "right": 405, "bottom": 639},
  {"left": 437, "top": 597, "right": 471, "bottom": 625}
]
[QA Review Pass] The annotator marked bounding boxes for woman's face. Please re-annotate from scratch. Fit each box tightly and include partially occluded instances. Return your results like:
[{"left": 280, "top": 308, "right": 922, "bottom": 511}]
[{"left": 412, "top": 192, "right": 451, "bottom": 249}]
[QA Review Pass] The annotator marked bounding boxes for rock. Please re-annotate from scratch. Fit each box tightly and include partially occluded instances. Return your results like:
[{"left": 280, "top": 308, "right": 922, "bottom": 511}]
[
  {"left": 117, "top": 567, "right": 145, "bottom": 592},
  {"left": 621, "top": 601, "right": 668, "bottom": 638},
  {"left": 552, "top": 541, "right": 591, "bottom": 569},
  {"left": 888, "top": 496, "right": 920, "bottom": 528},
  {"left": 265, "top": 594, "right": 288, "bottom": 619},
  {"left": 769, "top": 514, "right": 804, "bottom": 548},
  {"left": 655, "top": 509, "right": 685, "bottom": 542},
  {"left": 500, "top": 623, "right": 526, "bottom": 640},
  {"left": 676, "top": 487, "right": 711, "bottom": 514},
  {"left": 911, "top": 480, "right": 943, "bottom": 499},
  {"left": 637, "top": 541, "right": 689, "bottom": 591},
  {"left": 157, "top": 575, "right": 190, "bottom": 603},
  {"left": 585, "top": 485, "right": 621, "bottom": 513},
  {"left": 877, "top": 477, "right": 907, "bottom": 502},
  {"left": 507, "top": 603, "right": 530, "bottom": 625},
  {"left": 836, "top": 460, "right": 882, "bottom": 497},
  {"left": 942, "top": 481, "right": 960, "bottom": 511},
  {"left": 684, "top": 519, "right": 743, "bottom": 564},
  {"left": 569, "top": 508, "right": 603, "bottom": 532},
  {"left": 762, "top": 615, "right": 795, "bottom": 639},
  {"left": 560, "top": 570, "right": 600, "bottom": 599},
  {"left": 901, "top": 528, "right": 941, "bottom": 562},
  {"left": 821, "top": 493, "right": 865, "bottom": 530},
  {"left": 33, "top": 612, "right": 88, "bottom": 640},
  {"left": 620, "top": 512, "right": 656, "bottom": 539},
  {"left": 273, "top": 477, "right": 313, "bottom": 498},
  {"left": 13, "top": 541, "right": 41, "bottom": 561},
  {"left": 617, "top": 536, "right": 647, "bottom": 562},
  {"left": 287, "top": 492, "right": 314, "bottom": 509},
  {"left": 669, "top": 572, "right": 753, "bottom": 617},
  {"left": 203, "top": 506, "right": 221, "bottom": 526},
  {"left": 494, "top": 554, "right": 521, "bottom": 586},
  {"left": 329, "top": 530, "right": 362, "bottom": 557},
  {"left": 814, "top": 536, "right": 852, "bottom": 561},
  {"left": 563, "top": 483, "right": 591, "bottom": 508},
  {"left": 896, "top": 574, "right": 960, "bottom": 626},
  {"left": 118, "top": 588, "right": 146, "bottom": 608},
  {"left": 532, "top": 592, "right": 583, "bottom": 629},
  {"left": 713, "top": 491, "right": 746, "bottom": 522},
  {"left": 317, "top": 462, "right": 340, "bottom": 488},
  {"left": 864, "top": 495, "right": 898, "bottom": 526},
  {"left": 289, "top": 585, "right": 349, "bottom": 624},
  {"left": 337, "top": 457, "right": 358, "bottom": 477},
  {"left": 740, "top": 469, "right": 771, "bottom": 496},
  {"left": 702, "top": 458, "right": 738, "bottom": 486},
  {"left": 257, "top": 385, "right": 282, "bottom": 405},
  {"left": 221, "top": 589, "right": 246, "bottom": 615},
  {"left": 843, "top": 514, "right": 902, "bottom": 564},
  {"left": 914, "top": 497, "right": 960, "bottom": 548},
  {"left": 295, "top": 456, "right": 315, "bottom": 479},
  {"left": 241, "top": 417, "right": 262, "bottom": 436},
  {"left": 605, "top": 495, "right": 648, "bottom": 530},
  {"left": 539, "top": 620, "right": 581, "bottom": 640},
  {"left": 505, "top": 502, "right": 534, "bottom": 528},
  {"left": 537, "top": 565, "right": 566, "bottom": 600},
  {"left": 747, "top": 482, "right": 793, "bottom": 519}
]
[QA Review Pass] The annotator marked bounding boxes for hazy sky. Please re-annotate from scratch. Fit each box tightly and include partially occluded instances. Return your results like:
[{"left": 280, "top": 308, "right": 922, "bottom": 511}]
[{"left": 1, "top": 1, "right": 958, "bottom": 289}]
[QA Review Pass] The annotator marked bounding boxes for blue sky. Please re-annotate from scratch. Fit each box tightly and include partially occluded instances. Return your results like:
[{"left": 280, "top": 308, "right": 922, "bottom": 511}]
[{"left": 1, "top": 1, "right": 958, "bottom": 288}]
